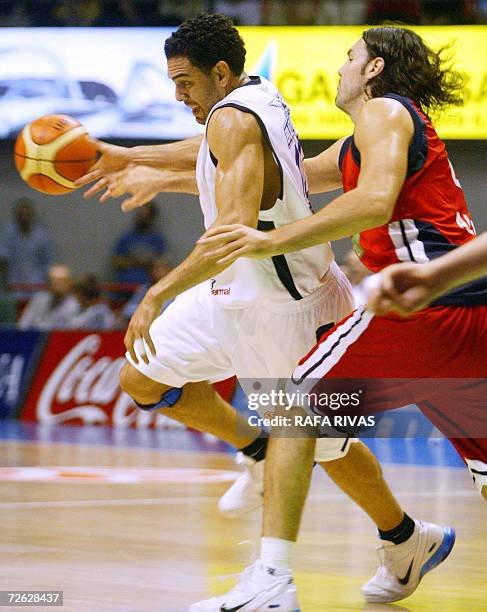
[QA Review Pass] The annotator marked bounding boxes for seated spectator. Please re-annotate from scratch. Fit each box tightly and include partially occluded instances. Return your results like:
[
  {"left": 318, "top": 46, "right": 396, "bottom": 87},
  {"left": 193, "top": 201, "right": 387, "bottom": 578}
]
[
  {"left": 0, "top": 198, "right": 53, "bottom": 293},
  {"left": 18, "top": 264, "right": 80, "bottom": 330},
  {"left": 120, "top": 257, "right": 172, "bottom": 324},
  {"left": 111, "top": 202, "right": 167, "bottom": 286},
  {"left": 68, "top": 274, "right": 115, "bottom": 330}
]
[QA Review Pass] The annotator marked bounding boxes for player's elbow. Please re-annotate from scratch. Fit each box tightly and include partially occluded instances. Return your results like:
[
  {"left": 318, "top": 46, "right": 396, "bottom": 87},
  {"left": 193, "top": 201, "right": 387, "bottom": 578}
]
[{"left": 360, "top": 190, "right": 396, "bottom": 227}]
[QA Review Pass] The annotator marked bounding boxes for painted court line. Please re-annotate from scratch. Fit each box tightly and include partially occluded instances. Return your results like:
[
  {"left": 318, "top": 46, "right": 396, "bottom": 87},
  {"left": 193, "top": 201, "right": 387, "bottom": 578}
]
[{"left": 0, "top": 489, "right": 477, "bottom": 510}]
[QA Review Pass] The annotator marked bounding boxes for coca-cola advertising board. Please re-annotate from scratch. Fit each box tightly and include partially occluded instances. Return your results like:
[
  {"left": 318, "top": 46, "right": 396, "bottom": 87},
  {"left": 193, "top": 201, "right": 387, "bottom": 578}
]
[
  {"left": 0, "top": 330, "right": 45, "bottom": 419},
  {"left": 19, "top": 331, "right": 235, "bottom": 428}
]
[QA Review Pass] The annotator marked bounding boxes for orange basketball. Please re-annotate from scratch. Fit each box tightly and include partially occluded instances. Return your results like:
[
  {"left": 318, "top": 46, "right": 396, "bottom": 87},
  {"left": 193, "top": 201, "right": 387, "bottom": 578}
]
[{"left": 14, "top": 114, "right": 97, "bottom": 195}]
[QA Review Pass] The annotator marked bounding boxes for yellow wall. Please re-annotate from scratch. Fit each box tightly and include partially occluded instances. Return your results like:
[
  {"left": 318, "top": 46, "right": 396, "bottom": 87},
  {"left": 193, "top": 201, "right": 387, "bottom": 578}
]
[{"left": 240, "top": 26, "right": 487, "bottom": 139}]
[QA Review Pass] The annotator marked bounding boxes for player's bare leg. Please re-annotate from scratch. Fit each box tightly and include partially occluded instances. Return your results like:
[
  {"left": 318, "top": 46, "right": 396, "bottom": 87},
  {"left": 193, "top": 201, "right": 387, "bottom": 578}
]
[
  {"left": 322, "top": 440, "right": 404, "bottom": 530},
  {"left": 119, "top": 363, "right": 259, "bottom": 448},
  {"left": 262, "top": 436, "right": 315, "bottom": 542},
  {"left": 121, "top": 362, "right": 408, "bottom": 531}
]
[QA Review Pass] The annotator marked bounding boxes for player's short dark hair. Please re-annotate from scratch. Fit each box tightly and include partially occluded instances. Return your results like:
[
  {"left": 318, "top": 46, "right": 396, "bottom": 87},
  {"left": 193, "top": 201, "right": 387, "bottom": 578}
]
[
  {"left": 164, "top": 13, "right": 246, "bottom": 75},
  {"left": 362, "top": 26, "right": 464, "bottom": 114}
]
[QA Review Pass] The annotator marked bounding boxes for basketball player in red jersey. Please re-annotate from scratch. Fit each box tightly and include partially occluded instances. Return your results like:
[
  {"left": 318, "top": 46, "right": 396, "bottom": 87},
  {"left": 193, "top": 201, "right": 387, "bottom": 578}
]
[{"left": 194, "top": 26, "right": 487, "bottom": 606}]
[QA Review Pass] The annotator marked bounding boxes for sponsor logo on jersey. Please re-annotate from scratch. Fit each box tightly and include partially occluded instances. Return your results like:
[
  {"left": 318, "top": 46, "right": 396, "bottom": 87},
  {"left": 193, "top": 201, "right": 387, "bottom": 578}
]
[{"left": 210, "top": 279, "right": 231, "bottom": 295}]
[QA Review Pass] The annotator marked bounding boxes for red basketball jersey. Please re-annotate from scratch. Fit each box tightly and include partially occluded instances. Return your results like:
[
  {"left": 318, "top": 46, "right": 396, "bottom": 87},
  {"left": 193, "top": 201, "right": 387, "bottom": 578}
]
[{"left": 339, "top": 94, "right": 487, "bottom": 306}]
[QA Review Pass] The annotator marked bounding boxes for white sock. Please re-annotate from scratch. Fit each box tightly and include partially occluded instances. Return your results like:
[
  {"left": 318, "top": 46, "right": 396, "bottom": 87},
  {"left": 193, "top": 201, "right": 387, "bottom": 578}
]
[{"left": 260, "top": 537, "right": 294, "bottom": 570}]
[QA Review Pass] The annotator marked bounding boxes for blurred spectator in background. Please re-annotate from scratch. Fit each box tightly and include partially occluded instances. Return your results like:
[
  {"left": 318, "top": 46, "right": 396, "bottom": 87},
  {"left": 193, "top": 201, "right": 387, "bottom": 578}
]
[
  {"left": 262, "top": 0, "right": 319, "bottom": 25},
  {"left": 1, "top": 0, "right": 483, "bottom": 27},
  {"left": 111, "top": 202, "right": 167, "bottom": 286},
  {"left": 341, "top": 249, "right": 374, "bottom": 307},
  {"left": 96, "top": 0, "right": 155, "bottom": 26},
  {"left": 422, "top": 0, "right": 475, "bottom": 24},
  {"left": 0, "top": 198, "right": 53, "bottom": 291},
  {"left": 159, "top": 0, "right": 208, "bottom": 25},
  {"left": 315, "top": 0, "right": 366, "bottom": 24},
  {"left": 0, "top": 280, "right": 16, "bottom": 327},
  {"left": 366, "top": 0, "right": 422, "bottom": 24},
  {"left": 24, "top": 0, "right": 58, "bottom": 26},
  {"left": 0, "top": 0, "right": 30, "bottom": 25},
  {"left": 478, "top": 0, "right": 487, "bottom": 20},
  {"left": 119, "top": 257, "right": 172, "bottom": 324},
  {"left": 263, "top": 0, "right": 368, "bottom": 24},
  {"left": 52, "top": 0, "right": 101, "bottom": 26},
  {"left": 214, "top": 0, "right": 262, "bottom": 24},
  {"left": 68, "top": 274, "right": 115, "bottom": 329},
  {"left": 18, "top": 264, "right": 79, "bottom": 330}
]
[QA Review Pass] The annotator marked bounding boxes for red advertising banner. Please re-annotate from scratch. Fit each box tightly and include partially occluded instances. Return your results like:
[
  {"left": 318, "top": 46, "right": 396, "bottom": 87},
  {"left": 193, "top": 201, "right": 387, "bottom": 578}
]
[{"left": 20, "top": 331, "right": 235, "bottom": 428}]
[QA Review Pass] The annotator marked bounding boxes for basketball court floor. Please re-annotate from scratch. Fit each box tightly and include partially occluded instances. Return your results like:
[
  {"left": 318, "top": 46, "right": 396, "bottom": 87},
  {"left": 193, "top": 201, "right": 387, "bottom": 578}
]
[{"left": 0, "top": 422, "right": 486, "bottom": 612}]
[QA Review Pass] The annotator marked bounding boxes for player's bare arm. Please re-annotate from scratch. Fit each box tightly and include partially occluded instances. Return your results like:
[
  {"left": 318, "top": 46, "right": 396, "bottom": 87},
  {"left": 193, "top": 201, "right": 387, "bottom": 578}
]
[
  {"left": 304, "top": 137, "right": 346, "bottom": 194},
  {"left": 98, "top": 165, "right": 199, "bottom": 212},
  {"left": 368, "top": 230, "right": 487, "bottom": 315},
  {"left": 78, "top": 132, "right": 341, "bottom": 208},
  {"left": 199, "top": 98, "right": 413, "bottom": 264},
  {"left": 76, "top": 135, "right": 203, "bottom": 199},
  {"left": 124, "top": 108, "right": 265, "bottom": 363}
]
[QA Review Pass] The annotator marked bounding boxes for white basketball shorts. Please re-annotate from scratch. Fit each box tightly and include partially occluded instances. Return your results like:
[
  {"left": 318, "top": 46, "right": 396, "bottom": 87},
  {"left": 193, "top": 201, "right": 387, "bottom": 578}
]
[{"left": 126, "top": 262, "right": 358, "bottom": 461}]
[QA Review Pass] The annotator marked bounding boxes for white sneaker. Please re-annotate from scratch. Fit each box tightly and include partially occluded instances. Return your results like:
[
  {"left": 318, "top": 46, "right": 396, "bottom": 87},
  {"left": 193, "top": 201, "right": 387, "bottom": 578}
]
[
  {"left": 189, "top": 560, "right": 300, "bottom": 612},
  {"left": 362, "top": 520, "right": 455, "bottom": 603},
  {"left": 218, "top": 453, "right": 264, "bottom": 518}
]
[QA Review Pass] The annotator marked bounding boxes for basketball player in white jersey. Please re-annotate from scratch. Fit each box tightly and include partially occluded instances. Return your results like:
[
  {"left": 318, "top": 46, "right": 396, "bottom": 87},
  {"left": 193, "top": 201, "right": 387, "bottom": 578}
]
[{"left": 77, "top": 15, "right": 450, "bottom": 610}]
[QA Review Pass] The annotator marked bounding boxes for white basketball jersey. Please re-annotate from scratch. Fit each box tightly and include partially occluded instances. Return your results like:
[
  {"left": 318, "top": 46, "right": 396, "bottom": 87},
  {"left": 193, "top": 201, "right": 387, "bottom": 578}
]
[{"left": 196, "top": 76, "right": 334, "bottom": 308}]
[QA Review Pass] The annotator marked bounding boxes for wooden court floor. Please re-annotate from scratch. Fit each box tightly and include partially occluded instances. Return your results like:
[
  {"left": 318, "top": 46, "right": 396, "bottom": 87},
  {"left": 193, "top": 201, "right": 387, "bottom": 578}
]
[{"left": 0, "top": 439, "right": 486, "bottom": 612}]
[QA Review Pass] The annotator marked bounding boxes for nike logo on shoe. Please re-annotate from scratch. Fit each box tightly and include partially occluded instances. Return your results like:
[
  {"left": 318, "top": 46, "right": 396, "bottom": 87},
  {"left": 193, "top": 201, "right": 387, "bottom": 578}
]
[
  {"left": 398, "top": 559, "right": 414, "bottom": 585},
  {"left": 221, "top": 600, "right": 253, "bottom": 612}
]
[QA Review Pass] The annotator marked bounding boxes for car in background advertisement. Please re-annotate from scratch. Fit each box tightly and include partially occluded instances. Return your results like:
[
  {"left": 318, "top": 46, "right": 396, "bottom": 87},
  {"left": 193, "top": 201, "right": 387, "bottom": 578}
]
[
  {"left": 1, "top": 26, "right": 487, "bottom": 140},
  {"left": 0, "top": 28, "right": 201, "bottom": 140}
]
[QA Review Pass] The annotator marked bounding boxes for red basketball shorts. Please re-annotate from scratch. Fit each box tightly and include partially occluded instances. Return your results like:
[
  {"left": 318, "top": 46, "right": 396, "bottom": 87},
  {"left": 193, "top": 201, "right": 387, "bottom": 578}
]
[{"left": 291, "top": 304, "right": 487, "bottom": 493}]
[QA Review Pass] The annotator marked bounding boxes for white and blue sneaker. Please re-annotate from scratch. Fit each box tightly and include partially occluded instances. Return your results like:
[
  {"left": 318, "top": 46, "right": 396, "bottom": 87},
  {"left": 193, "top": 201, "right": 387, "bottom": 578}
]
[
  {"left": 362, "top": 520, "right": 456, "bottom": 603},
  {"left": 218, "top": 454, "right": 264, "bottom": 518},
  {"left": 189, "top": 560, "right": 300, "bottom": 612}
]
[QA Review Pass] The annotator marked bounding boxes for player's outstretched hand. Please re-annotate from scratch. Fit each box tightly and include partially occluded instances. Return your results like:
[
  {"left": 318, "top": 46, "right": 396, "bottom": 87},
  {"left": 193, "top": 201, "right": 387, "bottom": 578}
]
[
  {"left": 124, "top": 294, "right": 160, "bottom": 365},
  {"left": 366, "top": 263, "right": 441, "bottom": 316},
  {"left": 74, "top": 139, "right": 133, "bottom": 198},
  {"left": 99, "top": 164, "right": 161, "bottom": 211},
  {"left": 197, "top": 224, "right": 275, "bottom": 265}
]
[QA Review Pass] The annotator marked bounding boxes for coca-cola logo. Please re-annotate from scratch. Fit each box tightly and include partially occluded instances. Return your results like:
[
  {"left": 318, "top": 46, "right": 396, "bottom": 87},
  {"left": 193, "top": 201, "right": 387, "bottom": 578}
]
[{"left": 29, "top": 333, "right": 184, "bottom": 429}]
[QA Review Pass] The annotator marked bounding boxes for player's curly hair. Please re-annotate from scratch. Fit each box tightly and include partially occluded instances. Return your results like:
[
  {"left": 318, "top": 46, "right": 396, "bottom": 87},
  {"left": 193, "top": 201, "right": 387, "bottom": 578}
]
[
  {"left": 362, "top": 27, "right": 464, "bottom": 114},
  {"left": 164, "top": 13, "right": 246, "bottom": 75}
]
